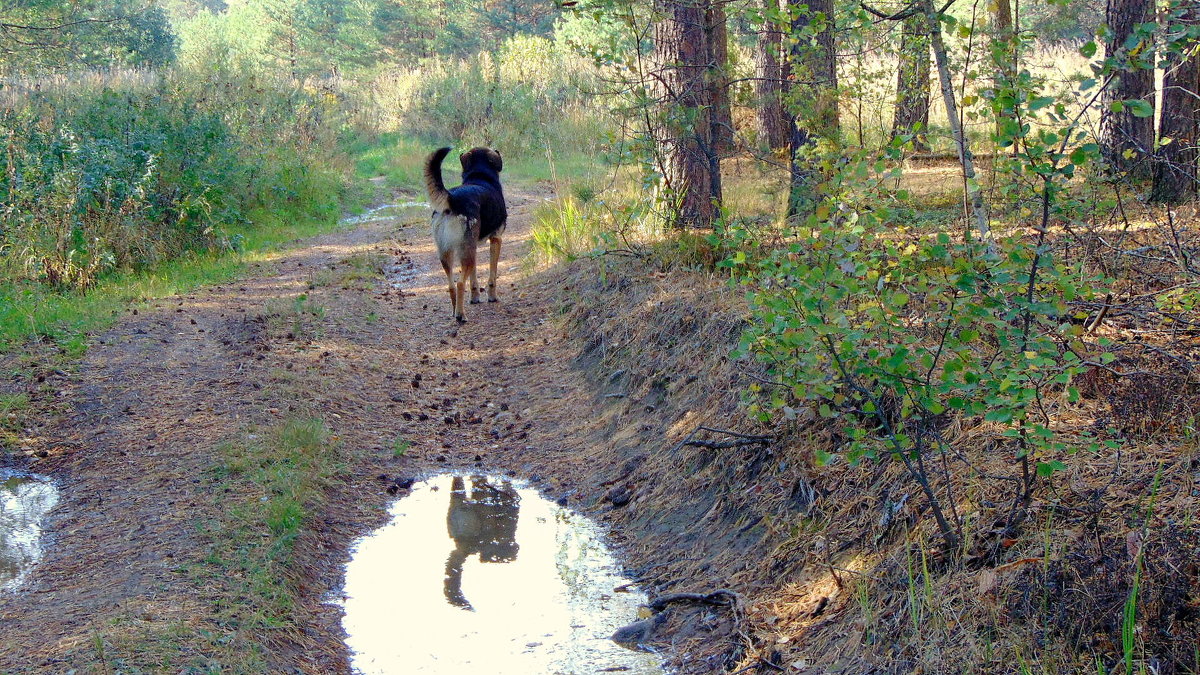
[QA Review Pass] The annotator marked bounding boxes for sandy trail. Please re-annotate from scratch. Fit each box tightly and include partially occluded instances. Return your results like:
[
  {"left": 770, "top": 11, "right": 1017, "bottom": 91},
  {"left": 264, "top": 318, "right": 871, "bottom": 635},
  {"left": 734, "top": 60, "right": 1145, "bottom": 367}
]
[{"left": 0, "top": 183, "right": 629, "bottom": 672}]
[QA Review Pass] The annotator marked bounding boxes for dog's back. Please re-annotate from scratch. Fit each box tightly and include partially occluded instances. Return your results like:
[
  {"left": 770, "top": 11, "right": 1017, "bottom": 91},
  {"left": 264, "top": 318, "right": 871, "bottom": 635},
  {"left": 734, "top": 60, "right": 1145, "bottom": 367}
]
[{"left": 424, "top": 147, "right": 507, "bottom": 239}]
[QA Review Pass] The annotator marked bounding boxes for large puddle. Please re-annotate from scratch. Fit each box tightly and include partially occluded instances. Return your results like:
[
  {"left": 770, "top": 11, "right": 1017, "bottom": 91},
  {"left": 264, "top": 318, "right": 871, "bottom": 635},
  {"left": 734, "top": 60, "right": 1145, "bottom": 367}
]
[
  {"left": 340, "top": 474, "right": 663, "bottom": 674},
  {"left": 0, "top": 469, "right": 59, "bottom": 591}
]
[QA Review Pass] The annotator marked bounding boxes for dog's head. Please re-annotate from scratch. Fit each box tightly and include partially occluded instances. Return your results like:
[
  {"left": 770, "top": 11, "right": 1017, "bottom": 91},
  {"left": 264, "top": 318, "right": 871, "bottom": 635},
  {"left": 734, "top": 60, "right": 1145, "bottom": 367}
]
[{"left": 460, "top": 147, "right": 503, "bottom": 174}]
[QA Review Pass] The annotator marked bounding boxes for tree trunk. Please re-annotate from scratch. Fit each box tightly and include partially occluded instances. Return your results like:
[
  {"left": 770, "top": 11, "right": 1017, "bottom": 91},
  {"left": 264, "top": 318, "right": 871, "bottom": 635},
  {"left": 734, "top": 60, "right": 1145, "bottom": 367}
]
[
  {"left": 1102, "top": 0, "right": 1155, "bottom": 178},
  {"left": 891, "top": 0, "right": 932, "bottom": 151},
  {"left": 991, "top": 0, "right": 1015, "bottom": 147},
  {"left": 784, "top": 0, "right": 838, "bottom": 137},
  {"left": 754, "top": 0, "right": 788, "bottom": 150},
  {"left": 1150, "top": 15, "right": 1200, "bottom": 204},
  {"left": 706, "top": 3, "right": 733, "bottom": 155},
  {"left": 927, "top": 1, "right": 993, "bottom": 248},
  {"left": 785, "top": 0, "right": 838, "bottom": 216},
  {"left": 654, "top": 0, "right": 720, "bottom": 228}
]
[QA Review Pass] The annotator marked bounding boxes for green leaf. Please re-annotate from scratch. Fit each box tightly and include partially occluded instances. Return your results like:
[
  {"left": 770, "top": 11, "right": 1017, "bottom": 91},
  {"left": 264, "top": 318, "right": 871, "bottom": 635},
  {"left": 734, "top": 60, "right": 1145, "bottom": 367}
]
[
  {"left": 1036, "top": 460, "right": 1067, "bottom": 477},
  {"left": 985, "top": 409, "right": 1014, "bottom": 423},
  {"left": 1080, "top": 41, "right": 1097, "bottom": 58},
  {"left": 1029, "top": 96, "right": 1056, "bottom": 112},
  {"left": 1126, "top": 99, "right": 1153, "bottom": 118}
]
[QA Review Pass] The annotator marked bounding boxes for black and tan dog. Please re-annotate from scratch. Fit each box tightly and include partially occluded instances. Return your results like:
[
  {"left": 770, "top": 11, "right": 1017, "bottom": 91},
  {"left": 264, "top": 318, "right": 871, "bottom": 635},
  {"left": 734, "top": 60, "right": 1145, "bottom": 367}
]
[{"left": 424, "top": 146, "right": 507, "bottom": 323}]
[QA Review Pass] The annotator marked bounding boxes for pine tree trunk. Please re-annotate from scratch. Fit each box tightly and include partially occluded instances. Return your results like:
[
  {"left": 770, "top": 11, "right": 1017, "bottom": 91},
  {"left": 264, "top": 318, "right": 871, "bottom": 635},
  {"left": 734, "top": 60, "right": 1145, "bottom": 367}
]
[
  {"left": 785, "top": 0, "right": 838, "bottom": 136},
  {"left": 786, "top": 0, "right": 838, "bottom": 215},
  {"left": 891, "top": 0, "right": 931, "bottom": 152},
  {"left": 1101, "top": 0, "right": 1155, "bottom": 177},
  {"left": 706, "top": 4, "right": 733, "bottom": 155},
  {"left": 754, "top": 0, "right": 788, "bottom": 150},
  {"left": 1150, "top": 15, "right": 1200, "bottom": 204},
  {"left": 654, "top": 0, "right": 719, "bottom": 228},
  {"left": 991, "top": 0, "right": 1015, "bottom": 147}
]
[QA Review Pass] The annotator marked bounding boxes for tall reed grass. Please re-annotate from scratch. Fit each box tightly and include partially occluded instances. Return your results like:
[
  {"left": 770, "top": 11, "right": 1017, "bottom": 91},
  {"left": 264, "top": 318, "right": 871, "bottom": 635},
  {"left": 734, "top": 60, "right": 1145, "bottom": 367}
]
[{"left": 359, "top": 35, "right": 611, "bottom": 159}]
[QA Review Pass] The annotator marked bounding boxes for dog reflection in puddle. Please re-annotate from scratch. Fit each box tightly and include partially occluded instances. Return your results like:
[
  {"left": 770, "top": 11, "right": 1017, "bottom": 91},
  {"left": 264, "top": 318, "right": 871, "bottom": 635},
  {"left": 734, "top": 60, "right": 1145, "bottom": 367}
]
[{"left": 443, "top": 475, "right": 521, "bottom": 610}]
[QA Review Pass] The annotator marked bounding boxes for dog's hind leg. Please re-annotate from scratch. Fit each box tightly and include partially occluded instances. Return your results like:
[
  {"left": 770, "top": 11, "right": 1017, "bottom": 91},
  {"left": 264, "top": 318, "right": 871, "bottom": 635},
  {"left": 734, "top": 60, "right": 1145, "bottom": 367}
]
[
  {"left": 487, "top": 235, "right": 501, "bottom": 303},
  {"left": 441, "top": 256, "right": 459, "bottom": 320},
  {"left": 469, "top": 261, "right": 482, "bottom": 304},
  {"left": 456, "top": 248, "right": 477, "bottom": 323}
]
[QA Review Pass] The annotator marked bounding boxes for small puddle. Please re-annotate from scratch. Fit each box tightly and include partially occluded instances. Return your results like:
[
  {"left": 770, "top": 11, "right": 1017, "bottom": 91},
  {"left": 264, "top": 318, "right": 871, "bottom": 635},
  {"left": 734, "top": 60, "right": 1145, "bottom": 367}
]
[
  {"left": 340, "top": 474, "right": 663, "bottom": 674},
  {"left": 0, "top": 469, "right": 60, "bottom": 591},
  {"left": 340, "top": 201, "right": 430, "bottom": 228}
]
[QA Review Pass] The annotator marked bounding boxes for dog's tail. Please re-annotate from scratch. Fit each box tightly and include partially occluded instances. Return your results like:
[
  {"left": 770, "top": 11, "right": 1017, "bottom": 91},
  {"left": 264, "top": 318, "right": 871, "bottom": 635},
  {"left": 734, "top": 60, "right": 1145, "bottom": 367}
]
[{"left": 424, "top": 146, "right": 452, "bottom": 212}]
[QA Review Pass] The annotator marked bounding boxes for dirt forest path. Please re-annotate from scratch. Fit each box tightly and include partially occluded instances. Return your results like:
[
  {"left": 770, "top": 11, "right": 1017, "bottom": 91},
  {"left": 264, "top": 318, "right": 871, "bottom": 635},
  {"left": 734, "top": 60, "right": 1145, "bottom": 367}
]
[{"left": 0, "top": 182, "right": 642, "bottom": 673}]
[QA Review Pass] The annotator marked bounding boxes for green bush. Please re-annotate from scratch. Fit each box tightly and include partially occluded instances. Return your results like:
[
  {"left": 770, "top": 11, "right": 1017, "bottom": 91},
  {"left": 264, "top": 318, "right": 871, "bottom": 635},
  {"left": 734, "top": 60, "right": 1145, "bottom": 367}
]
[
  {"left": 0, "top": 68, "right": 353, "bottom": 290},
  {"left": 727, "top": 142, "right": 1113, "bottom": 550}
]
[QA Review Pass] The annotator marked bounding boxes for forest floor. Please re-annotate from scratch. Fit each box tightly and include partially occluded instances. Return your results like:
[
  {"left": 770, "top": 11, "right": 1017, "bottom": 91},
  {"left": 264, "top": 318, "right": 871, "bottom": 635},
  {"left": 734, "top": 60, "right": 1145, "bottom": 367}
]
[{"left": 0, "top": 181, "right": 706, "bottom": 673}]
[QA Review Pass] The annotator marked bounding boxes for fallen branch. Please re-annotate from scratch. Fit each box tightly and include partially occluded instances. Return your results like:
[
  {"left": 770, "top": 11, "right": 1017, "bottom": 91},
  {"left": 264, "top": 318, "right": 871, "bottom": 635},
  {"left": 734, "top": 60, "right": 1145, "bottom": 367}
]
[
  {"left": 677, "top": 426, "right": 772, "bottom": 451},
  {"left": 647, "top": 589, "right": 742, "bottom": 612},
  {"left": 684, "top": 438, "right": 769, "bottom": 450},
  {"left": 697, "top": 426, "right": 772, "bottom": 441}
]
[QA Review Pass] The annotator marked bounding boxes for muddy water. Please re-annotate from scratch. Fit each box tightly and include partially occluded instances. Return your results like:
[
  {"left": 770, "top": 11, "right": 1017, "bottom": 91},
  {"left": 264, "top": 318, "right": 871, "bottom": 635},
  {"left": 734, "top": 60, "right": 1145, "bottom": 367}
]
[
  {"left": 340, "top": 474, "right": 663, "bottom": 674},
  {"left": 340, "top": 202, "right": 430, "bottom": 228},
  {"left": 0, "top": 470, "right": 59, "bottom": 591}
]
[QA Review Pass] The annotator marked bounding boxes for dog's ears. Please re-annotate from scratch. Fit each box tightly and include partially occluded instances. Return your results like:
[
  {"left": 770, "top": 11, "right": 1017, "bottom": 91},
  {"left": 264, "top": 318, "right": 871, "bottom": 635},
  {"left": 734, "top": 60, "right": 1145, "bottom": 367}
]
[{"left": 460, "top": 147, "right": 503, "bottom": 173}]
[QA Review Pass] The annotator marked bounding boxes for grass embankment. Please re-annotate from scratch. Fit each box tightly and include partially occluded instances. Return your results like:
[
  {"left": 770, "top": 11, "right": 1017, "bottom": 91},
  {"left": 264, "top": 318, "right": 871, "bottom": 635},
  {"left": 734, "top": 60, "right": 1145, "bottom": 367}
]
[{"left": 0, "top": 218, "right": 342, "bottom": 358}]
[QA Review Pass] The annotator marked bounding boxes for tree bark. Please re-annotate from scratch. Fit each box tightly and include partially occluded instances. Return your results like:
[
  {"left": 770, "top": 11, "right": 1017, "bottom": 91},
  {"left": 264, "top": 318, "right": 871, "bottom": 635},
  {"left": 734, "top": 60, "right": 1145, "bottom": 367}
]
[
  {"left": 991, "top": 0, "right": 1015, "bottom": 147},
  {"left": 927, "top": 1, "right": 993, "bottom": 248},
  {"left": 891, "top": 0, "right": 932, "bottom": 151},
  {"left": 1149, "top": 12, "right": 1200, "bottom": 204},
  {"left": 754, "top": 0, "right": 789, "bottom": 150},
  {"left": 784, "top": 0, "right": 839, "bottom": 137},
  {"left": 1101, "top": 0, "right": 1155, "bottom": 177},
  {"left": 654, "top": 0, "right": 720, "bottom": 228},
  {"left": 785, "top": 0, "right": 838, "bottom": 216},
  {"left": 706, "top": 3, "right": 733, "bottom": 155}
]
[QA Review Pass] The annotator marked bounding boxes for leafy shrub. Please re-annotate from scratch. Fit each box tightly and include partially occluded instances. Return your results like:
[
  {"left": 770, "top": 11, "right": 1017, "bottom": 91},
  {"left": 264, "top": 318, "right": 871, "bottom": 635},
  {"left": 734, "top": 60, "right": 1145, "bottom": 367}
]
[
  {"left": 727, "top": 147, "right": 1112, "bottom": 549},
  {"left": 0, "top": 67, "right": 353, "bottom": 290}
]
